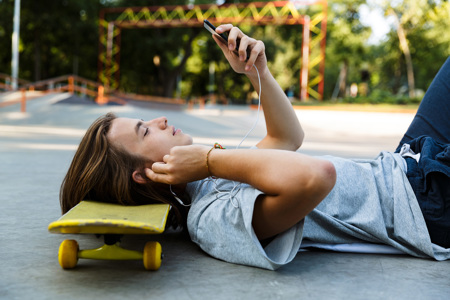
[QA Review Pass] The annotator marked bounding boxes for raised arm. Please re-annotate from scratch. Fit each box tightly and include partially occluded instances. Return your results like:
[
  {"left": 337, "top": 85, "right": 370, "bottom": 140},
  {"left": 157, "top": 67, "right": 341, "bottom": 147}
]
[{"left": 214, "top": 24, "right": 304, "bottom": 151}]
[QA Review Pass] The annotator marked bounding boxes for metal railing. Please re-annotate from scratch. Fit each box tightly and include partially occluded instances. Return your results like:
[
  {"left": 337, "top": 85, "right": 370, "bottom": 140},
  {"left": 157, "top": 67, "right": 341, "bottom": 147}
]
[
  {"left": 0, "top": 74, "right": 106, "bottom": 112},
  {"left": 0, "top": 73, "right": 29, "bottom": 91},
  {"left": 1, "top": 73, "right": 210, "bottom": 112}
]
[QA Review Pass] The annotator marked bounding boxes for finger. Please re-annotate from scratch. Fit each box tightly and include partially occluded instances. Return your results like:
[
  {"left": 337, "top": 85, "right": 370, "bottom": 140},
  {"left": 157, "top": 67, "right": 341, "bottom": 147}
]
[
  {"left": 238, "top": 35, "right": 251, "bottom": 62},
  {"left": 245, "top": 40, "right": 265, "bottom": 71},
  {"left": 212, "top": 34, "right": 227, "bottom": 49},
  {"left": 151, "top": 162, "right": 168, "bottom": 174},
  {"left": 212, "top": 34, "right": 236, "bottom": 59},
  {"left": 227, "top": 27, "right": 244, "bottom": 51},
  {"left": 215, "top": 24, "right": 233, "bottom": 34},
  {"left": 144, "top": 167, "right": 166, "bottom": 183},
  {"left": 212, "top": 33, "right": 228, "bottom": 47}
]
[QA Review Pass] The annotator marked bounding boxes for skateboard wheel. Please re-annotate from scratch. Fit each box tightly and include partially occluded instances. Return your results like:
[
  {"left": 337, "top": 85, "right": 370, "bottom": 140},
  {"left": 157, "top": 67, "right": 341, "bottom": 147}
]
[
  {"left": 143, "top": 241, "right": 162, "bottom": 271},
  {"left": 58, "top": 240, "right": 79, "bottom": 269}
]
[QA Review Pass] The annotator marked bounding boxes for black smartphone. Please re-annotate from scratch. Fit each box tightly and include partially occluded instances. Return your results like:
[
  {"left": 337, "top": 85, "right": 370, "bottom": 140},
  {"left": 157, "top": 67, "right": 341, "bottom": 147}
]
[
  {"left": 203, "top": 19, "right": 249, "bottom": 60},
  {"left": 203, "top": 19, "right": 229, "bottom": 45}
]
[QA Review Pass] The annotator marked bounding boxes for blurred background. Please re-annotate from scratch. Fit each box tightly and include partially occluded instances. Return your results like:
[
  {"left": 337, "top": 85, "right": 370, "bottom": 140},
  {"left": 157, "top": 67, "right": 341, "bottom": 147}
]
[
  {"left": 1, "top": 0, "right": 449, "bottom": 107},
  {"left": 1, "top": 5, "right": 450, "bottom": 297}
]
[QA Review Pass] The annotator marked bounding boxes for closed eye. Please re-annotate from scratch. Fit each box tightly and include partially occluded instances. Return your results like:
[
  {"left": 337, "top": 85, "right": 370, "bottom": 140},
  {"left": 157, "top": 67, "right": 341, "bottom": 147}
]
[{"left": 144, "top": 128, "right": 149, "bottom": 136}]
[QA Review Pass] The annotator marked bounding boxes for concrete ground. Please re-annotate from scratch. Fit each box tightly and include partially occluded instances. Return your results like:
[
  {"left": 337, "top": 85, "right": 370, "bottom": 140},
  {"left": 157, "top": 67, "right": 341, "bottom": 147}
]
[{"left": 0, "top": 92, "right": 449, "bottom": 300}]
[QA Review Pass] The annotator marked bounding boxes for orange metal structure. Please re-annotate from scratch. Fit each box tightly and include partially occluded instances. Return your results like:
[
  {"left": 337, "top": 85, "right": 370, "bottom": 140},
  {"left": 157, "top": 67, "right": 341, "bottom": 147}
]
[
  {"left": 98, "top": 1, "right": 327, "bottom": 100},
  {"left": 0, "top": 75, "right": 109, "bottom": 112}
]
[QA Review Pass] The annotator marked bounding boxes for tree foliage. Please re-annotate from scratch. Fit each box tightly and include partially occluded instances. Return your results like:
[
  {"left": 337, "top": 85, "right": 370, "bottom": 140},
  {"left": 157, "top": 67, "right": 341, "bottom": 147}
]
[
  {"left": 366, "top": 0, "right": 450, "bottom": 97},
  {"left": 0, "top": 0, "right": 449, "bottom": 102}
]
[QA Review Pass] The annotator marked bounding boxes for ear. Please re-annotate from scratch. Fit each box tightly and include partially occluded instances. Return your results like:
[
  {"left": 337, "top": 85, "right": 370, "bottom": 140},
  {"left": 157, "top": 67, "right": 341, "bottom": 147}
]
[{"left": 132, "top": 170, "right": 147, "bottom": 184}]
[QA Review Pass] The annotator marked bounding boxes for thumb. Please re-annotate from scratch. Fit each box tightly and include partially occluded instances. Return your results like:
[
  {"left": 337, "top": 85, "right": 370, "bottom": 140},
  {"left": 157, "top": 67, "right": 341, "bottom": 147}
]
[
  {"left": 144, "top": 167, "right": 160, "bottom": 182},
  {"left": 144, "top": 167, "right": 154, "bottom": 178},
  {"left": 213, "top": 34, "right": 231, "bottom": 53}
]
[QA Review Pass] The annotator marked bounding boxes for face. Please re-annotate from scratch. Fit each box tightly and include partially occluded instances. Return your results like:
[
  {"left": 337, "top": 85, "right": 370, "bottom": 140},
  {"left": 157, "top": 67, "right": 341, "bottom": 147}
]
[{"left": 108, "top": 116, "right": 193, "bottom": 163}]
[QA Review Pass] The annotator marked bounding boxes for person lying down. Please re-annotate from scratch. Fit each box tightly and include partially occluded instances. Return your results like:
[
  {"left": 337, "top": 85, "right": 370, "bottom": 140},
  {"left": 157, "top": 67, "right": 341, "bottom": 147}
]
[{"left": 60, "top": 25, "right": 450, "bottom": 270}]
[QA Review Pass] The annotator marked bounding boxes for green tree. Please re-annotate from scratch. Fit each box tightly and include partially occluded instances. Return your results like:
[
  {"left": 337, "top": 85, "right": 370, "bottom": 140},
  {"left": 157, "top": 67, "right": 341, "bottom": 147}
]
[
  {"left": 114, "top": 0, "right": 208, "bottom": 97},
  {"left": 0, "top": 0, "right": 14, "bottom": 76},
  {"left": 0, "top": 0, "right": 101, "bottom": 81},
  {"left": 324, "top": 0, "right": 371, "bottom": 100},
  {"left": 376, "top": 0, "right": 450, "bottom": 97}
]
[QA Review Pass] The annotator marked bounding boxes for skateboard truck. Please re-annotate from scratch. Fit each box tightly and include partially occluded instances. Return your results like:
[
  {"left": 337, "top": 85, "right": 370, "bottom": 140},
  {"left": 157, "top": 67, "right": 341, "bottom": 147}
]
[{"left": 58, "top": 234, "right": 163, "bottom": 270}]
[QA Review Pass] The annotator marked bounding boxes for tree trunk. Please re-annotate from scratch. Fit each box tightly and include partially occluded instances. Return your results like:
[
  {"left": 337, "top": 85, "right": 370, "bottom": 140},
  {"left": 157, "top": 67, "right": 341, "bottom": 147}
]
[
  {"left": 391, "top": 9, "right": 415, "bottom": 98},
  {"left": 338, "top": 61, "right": 348, "bottom": 98},
  {"left": 157, "top": 32, "right": 198, "bottom": 98},
  {"left": 33, "top": 28, "right": 41, "bottom": 81},
  {"left": 331, "top": 60, "right": 348, "bottom": 100},
  {"left": 162, "top": 74, "right": 177, "bottom": 98}
]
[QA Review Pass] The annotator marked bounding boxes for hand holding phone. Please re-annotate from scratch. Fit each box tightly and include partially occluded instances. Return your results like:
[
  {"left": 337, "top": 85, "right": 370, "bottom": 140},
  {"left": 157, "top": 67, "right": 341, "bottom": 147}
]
[
  {"left": 204, "top": 20, "right": 230, "bottom": 45},
  {"left": 203, "top": 19, "right": 249, "bottom": 61}
]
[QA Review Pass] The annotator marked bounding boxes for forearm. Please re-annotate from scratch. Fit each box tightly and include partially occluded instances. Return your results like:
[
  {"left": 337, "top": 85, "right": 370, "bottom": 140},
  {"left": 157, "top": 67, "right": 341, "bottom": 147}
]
[
  {"left": 247, "top": 67, "right": 304, "bottom": 151},
  {"left": 208, "top": 148, "right": 331, "bottom": 196},
  {"left": 147, "top": 145, "right": 336, "bottom": 239},
  {"left": 213, "top": 24, "right": 304, "bottom": 151}
]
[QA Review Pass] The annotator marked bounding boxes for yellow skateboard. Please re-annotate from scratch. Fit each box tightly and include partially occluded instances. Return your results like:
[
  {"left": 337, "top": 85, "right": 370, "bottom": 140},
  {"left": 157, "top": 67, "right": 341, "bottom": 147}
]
[{"left": 48, "top": 200, "right": 170, "bottom": 271}]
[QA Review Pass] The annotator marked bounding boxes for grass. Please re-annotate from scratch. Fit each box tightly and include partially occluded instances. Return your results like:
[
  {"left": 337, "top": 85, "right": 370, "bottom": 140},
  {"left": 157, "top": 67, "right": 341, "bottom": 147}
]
[{"left": 291, "top": 100, "right": 420, "bottom": 113}]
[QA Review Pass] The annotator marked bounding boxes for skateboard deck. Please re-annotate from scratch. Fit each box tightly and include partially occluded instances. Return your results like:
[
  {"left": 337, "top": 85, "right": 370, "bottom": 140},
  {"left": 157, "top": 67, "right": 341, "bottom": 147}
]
[
  {"left": 48, "top": 201, "right": 171, "bottom": 271},
  {"left": 48, "top": 200, "right": 170, "bottom": 235}
]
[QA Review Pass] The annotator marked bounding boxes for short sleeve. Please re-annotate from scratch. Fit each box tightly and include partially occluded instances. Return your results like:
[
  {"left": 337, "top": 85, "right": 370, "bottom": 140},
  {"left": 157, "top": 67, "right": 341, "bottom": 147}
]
[{"left": 187, "top": 179, "right": 304, "bottom": 270}]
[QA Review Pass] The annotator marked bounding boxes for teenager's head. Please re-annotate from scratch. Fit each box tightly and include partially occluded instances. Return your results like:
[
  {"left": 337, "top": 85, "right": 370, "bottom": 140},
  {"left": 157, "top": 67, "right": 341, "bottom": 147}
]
[
  {"left": 60, "top": 112, "right": 192, "bottom": 227},
  {"left": 107, "top": 115, "right": 193, "bottom": 183}
]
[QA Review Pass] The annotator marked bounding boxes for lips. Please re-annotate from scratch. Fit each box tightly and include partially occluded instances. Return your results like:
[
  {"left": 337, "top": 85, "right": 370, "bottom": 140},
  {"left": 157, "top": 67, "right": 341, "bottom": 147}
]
[{"left": 171, "top": 125, "right": 182, "bottom": 136}]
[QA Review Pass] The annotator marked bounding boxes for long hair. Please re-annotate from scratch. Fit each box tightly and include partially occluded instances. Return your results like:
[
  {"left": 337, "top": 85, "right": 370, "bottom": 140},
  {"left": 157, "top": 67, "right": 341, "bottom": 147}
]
[{"left": 60, "top": 112, "right": 188, "bottom": 228}]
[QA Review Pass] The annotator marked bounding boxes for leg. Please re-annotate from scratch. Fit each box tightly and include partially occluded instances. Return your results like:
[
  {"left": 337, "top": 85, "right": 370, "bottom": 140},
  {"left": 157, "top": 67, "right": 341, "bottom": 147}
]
[
  {"left": 396, "top": 57, "right": 450, "bottom": 248},
  {"left": 396, "top": 57, "right": 450, "bottom": 152},
  {"left": 404, "top": 138, "right": 450, "bottom": 248}
]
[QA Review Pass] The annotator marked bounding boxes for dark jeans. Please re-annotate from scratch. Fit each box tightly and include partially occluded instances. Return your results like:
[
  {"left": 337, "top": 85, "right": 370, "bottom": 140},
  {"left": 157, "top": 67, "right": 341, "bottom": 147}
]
[{"left": 395, "top": 57, "right": 450, "bottom": 248}]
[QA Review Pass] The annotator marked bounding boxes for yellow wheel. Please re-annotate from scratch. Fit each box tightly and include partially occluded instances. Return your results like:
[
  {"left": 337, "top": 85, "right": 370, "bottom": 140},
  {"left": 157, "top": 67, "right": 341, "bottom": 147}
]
[
  {"left": 143, "top": 241, "right": 162, "bottom": 271},
  {"left": 58, "top": 240, "right": 79, "bottom": 269}
]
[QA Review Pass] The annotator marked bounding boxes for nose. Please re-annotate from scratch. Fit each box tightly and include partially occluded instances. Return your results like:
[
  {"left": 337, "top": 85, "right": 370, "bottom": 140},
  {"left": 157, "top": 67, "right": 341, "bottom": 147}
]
[{"left": 149, "top": 116, "right": 167, "bottom": 129}]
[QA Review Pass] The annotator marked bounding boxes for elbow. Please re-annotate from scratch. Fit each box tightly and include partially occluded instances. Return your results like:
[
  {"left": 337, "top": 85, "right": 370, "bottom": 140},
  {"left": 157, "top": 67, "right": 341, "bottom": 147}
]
[
  {"left": 321, "top": 160, "right": 336, "bottom": 194},
  {"left": 276, "top": 159, "right": 336, "bottom": 226},
  {"left": 301, "top": 159, "right": 336, "bottom": 208},
  {"left": 314, "top": 160, "right": 336, "bottom": 202},
  {"left": 296, "top": 128, "right": 305, "bottom": 149},
  {"left": 289, "top": 128, "right": 305, "bottom": 151}
]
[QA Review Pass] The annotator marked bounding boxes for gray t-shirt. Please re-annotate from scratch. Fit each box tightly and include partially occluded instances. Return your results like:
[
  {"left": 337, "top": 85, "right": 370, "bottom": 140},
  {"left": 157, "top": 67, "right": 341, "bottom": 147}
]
[
  {"left": 304, "top": 152, "right": 450, "bottom": 261},
  {"left": 186, "top": 178, "right": 304, "bottom": 270},
  {"left": 186, "top": 151, "right": 450, "bottom": 270}
]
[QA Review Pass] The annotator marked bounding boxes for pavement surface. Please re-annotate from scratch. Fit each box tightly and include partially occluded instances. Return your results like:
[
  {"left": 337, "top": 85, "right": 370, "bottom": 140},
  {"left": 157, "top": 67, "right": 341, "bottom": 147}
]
[{"left": 1, "top": 92, "right": 449, "bottom": 300}]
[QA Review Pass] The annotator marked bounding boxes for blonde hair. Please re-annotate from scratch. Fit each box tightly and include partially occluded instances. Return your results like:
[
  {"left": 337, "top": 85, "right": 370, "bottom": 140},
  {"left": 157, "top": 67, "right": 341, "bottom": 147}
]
[{"left": 60, "top": 112, "right": 187, "bottom": 228}]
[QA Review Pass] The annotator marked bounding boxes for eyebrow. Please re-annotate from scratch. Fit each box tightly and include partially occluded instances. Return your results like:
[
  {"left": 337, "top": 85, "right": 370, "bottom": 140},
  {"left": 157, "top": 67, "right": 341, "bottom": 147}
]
[{"left": 135, "top": 120, "right": 142, "bottom": 136}]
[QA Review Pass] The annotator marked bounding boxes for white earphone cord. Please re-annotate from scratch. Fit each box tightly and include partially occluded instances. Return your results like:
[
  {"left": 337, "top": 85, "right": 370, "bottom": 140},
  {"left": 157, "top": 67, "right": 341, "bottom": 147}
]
[
  {"left": 213, "top": 64, "right": 262, "bottom": 208},
  {"left": 237, "top": 64, "right": 261, "bottom": 148},
  {"left": 171, "top": 64, "right": 262, "bottom": 208}
]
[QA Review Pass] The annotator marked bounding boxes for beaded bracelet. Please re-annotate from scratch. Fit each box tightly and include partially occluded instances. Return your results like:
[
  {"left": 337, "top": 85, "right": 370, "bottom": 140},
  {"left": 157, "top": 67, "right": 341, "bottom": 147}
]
[{"left": 206, "top": 143, "right": 225, "bottom": 177}]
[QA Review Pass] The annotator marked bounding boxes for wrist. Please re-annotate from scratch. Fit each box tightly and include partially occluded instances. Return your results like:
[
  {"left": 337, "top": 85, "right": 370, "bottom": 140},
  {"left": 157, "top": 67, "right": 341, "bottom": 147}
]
[
  {"left": 246, "top": 65, "right": 270, "bottom": 81},
  {"left": 205, "top": 143, "right": 225, "bottom": 178}
]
